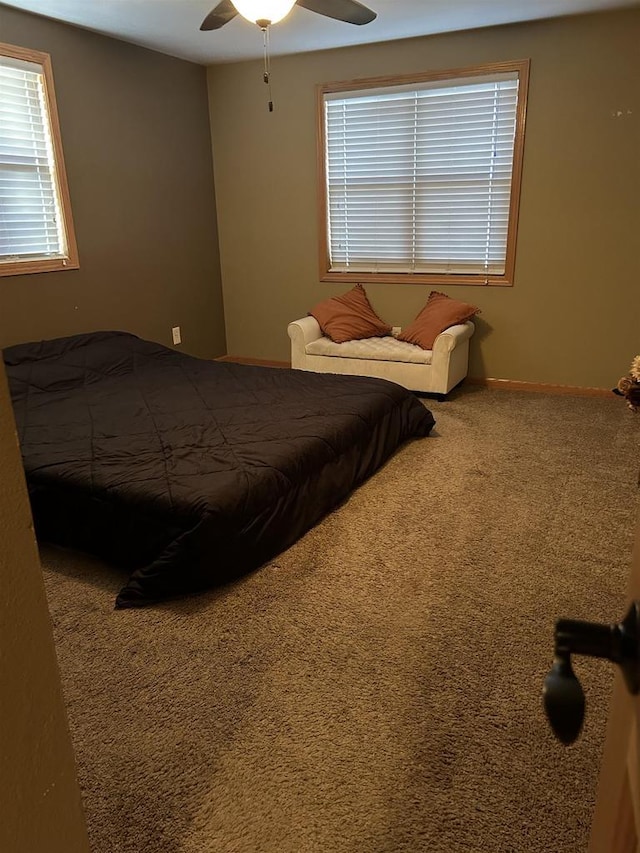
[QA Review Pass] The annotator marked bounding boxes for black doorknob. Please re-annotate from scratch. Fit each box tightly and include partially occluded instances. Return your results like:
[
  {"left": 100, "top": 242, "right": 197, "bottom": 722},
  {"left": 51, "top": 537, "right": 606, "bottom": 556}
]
[
  {"left": 543, "top": 655, "right": 586, "bottom": 745},
  {"left": 543, "top": 602, "right": 640, "bottom": 745}
]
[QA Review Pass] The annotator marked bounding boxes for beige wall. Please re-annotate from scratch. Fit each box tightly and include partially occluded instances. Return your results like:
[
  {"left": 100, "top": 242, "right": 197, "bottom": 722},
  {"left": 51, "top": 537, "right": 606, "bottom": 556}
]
[
  {"left": 0, "top": 4, "right": 226, "bottom": 360},
  {"left": 0, "top": 363, "right": 90, "bottom": 853},
  {"left": 208, "top": 9, "right": 639, "bottom": 387}
]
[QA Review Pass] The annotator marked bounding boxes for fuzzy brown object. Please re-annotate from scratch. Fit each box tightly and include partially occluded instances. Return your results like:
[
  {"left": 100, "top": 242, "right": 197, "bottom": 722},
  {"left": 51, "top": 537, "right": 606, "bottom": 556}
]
[{"left": 616, "top": 355, "right": 640, "bottom": 412}]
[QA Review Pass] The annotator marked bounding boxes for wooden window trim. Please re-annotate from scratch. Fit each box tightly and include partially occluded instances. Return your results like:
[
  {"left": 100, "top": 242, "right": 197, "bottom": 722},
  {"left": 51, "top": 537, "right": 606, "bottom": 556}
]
[
  {"left": 316, "top": 59, "right": 530, "bottom": 288},
  {"left": 0, "top": 42, "right": 79, "bottom": 278}
]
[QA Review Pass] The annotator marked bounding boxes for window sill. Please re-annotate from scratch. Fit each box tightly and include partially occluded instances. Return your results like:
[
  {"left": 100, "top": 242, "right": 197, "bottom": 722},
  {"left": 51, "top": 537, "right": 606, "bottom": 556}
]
[
  {"left": 319, "top": 271, "right": 513, "bottom": 287},
  {"left": 0, "top": 257, "right": 80, "bottom": 278}
]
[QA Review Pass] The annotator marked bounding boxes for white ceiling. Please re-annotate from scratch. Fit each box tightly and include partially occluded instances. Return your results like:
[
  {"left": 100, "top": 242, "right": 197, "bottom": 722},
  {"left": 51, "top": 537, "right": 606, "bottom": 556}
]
[{"left": 2, "top": 0, "right": 638, "bottom": 65}]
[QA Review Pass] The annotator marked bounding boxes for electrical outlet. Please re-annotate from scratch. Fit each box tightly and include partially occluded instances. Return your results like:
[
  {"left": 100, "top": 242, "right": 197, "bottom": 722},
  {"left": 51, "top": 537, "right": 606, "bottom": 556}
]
[
  {"left": 172, "top": 326, "right": 181, "bottom": 345},
  {"left": 391, "top": 326, "right": 401, "bottom": 338}
]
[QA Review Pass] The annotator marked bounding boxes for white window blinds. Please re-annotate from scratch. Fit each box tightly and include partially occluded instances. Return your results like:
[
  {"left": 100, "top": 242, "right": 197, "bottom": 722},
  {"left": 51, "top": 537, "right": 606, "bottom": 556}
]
[
  {"left": 324, "top": 72, "right": 520, "bottom": 276},
  {"left": 0, "top": 55, "right": 67, "bottom": 264}
]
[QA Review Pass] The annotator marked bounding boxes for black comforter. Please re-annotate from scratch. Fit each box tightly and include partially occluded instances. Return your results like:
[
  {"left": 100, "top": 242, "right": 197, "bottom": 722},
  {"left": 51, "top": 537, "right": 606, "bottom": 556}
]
[{"left": 4, "top": 331, "right": 434, "bottom": 608}]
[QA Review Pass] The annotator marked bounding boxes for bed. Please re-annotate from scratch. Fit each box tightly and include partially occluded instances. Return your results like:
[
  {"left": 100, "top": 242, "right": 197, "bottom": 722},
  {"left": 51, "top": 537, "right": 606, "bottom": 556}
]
[{"left": 4, "top": 331, "right": 435, "bottom": 608}]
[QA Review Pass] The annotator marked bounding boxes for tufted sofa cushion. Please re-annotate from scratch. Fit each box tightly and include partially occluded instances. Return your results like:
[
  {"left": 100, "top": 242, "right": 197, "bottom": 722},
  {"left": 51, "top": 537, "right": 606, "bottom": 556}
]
[{"left": 305, "top": 335, "right": 433, "bottom": 365}]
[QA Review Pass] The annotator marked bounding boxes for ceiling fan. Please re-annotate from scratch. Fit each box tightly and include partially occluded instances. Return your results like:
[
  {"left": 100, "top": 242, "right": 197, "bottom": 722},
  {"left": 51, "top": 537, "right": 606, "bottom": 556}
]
[{"left": 200, "top": 0, "right": 377, "bottom": 31}]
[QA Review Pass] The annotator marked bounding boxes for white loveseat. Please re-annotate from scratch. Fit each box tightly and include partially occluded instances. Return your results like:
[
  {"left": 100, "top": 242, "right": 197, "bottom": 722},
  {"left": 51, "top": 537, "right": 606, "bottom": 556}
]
[{"left": 288, "top": 316, "right": 475, "bottom": 397}]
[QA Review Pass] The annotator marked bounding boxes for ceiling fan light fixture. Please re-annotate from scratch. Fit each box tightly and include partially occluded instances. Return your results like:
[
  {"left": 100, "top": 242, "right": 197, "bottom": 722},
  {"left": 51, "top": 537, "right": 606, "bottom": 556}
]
[{"left": 232, "top": 0, "right": 297, "bottom": 25}]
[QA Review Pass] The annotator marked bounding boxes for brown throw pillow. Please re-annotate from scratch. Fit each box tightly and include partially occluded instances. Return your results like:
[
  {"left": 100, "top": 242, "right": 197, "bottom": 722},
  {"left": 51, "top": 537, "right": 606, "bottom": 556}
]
[
  {"left": 310, "top": 284, "right": 392, "bottom": 344},
  {"left": 398, "top": 291, "right": 480, "bottom": 350}
]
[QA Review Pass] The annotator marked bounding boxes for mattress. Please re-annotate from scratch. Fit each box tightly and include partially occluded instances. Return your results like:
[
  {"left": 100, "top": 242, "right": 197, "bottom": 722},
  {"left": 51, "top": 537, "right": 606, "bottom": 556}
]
[{"left": 4, "top": 331, "right": 435, "bottom": 608}]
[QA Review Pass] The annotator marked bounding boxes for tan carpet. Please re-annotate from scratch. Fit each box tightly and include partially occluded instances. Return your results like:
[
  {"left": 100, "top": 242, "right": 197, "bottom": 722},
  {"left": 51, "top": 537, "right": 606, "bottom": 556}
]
[{"left": 42, "top": 385, "right": 640, "bottom": 853}]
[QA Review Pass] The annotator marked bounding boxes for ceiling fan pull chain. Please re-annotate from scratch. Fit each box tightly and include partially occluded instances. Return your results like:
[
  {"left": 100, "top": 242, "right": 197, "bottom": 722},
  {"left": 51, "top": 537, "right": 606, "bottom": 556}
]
[{"left": 262, "top": 26, "right": 274, "bottom": 112}]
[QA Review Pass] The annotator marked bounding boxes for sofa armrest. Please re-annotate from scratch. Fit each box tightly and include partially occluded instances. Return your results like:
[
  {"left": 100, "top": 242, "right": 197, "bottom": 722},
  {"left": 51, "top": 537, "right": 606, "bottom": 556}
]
[
  {"left": 428, "top": 321, "right": 475, "bottom": 394},
  {"left": 432, "top": 321, "right": 475, "bottom": 355},
  {"left": 288, "top": 316, "right": 323, "bottom": 370},
  {"left": 288, "top": 316, "right": 323, "bottom": 347}
]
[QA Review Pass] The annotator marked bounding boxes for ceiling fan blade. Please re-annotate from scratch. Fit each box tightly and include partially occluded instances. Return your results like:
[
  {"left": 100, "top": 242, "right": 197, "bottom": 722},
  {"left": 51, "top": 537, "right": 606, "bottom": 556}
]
[
  {"left": 296, "top": 0, "right": 377, "bottom": 25},
  {"left": 200, "top": 0, "right": 239, "bottom": 31}
]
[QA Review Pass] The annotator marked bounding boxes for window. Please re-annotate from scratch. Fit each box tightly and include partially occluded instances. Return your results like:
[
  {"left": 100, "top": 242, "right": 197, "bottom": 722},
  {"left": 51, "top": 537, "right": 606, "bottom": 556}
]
[
  {"left": 0, "top": 42, "right": 78, "bottom": 277},
  {"left": 317, "top": 60, "right": 529, "bottom": 286}
]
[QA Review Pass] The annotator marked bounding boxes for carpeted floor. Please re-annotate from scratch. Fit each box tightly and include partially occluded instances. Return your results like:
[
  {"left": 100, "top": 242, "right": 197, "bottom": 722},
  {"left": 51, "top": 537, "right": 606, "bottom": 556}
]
[{"left": 41, "top": 385, "right": 639, "bottom": 853}]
